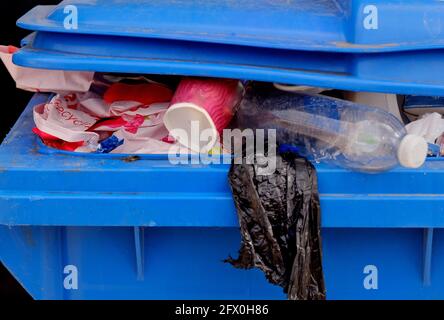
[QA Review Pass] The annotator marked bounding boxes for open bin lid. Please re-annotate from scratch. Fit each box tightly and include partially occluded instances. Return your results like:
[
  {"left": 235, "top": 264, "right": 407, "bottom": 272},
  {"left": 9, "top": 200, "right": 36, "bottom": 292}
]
[
  {"left": 17, "top": 0, "right": 444, "bottom": 52},
  {"left": 12, "top": 0, "right": 444, "bottom": 95}
]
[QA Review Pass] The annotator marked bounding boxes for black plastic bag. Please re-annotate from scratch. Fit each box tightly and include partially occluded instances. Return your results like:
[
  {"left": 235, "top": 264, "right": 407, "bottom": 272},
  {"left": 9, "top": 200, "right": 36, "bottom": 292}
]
[{"left": 227, "top": 152, "right": 325, "bottom": 300}]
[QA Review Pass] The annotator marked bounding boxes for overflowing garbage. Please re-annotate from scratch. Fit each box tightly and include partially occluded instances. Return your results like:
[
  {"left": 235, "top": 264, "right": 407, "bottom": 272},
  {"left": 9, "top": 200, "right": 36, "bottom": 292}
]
[
  {"left": 4, "top": 42, "right": 444, "bottom": 301},
  {"left": 2, "top": 44, "right": 441, "bottom": 170}
]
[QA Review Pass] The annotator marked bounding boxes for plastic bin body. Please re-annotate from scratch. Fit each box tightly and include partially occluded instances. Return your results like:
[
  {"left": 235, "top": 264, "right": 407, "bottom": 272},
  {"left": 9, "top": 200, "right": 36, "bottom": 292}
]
[
  {"left": 1, "top": 95, "right": 444, "bottom": 299},
  {"left": 3, "top": 226, "right": 444, "bottom": 300},
  {"left": 2, "top": 0, "right": 444, "bottom": 299}
]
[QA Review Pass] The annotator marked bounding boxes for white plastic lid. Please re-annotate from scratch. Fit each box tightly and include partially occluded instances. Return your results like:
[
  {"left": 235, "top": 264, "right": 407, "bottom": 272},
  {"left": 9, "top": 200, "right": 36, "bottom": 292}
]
[{"left": 397, "top": 134, "right": 428, "bottom": 169}]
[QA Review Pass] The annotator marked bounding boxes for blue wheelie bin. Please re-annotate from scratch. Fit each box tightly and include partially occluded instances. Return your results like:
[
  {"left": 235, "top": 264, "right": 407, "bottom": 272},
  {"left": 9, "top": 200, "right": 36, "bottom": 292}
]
[{"left": 1, "top": 0, "right": 444, "bottom": 299}]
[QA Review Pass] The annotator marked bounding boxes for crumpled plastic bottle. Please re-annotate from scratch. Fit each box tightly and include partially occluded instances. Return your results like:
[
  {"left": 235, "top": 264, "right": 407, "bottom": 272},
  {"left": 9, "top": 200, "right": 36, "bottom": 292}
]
[{"left": 236, "top": 88, "right": 428, "bottom": 173}]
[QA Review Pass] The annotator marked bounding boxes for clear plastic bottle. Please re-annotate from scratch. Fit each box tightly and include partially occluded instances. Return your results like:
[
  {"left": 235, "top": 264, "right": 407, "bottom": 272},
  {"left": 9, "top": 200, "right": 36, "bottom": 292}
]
[{"left": 235, "top": 89, "right": 428, "bottom": 173}]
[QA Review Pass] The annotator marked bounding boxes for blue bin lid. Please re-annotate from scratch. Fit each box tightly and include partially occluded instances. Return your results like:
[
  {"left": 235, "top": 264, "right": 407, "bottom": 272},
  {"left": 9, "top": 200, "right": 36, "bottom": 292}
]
[
  {"left": 12, "top": 0, "right": 444, "bottom": 95},
  {"left": 17, "top": 0, "right": 444, "bottom": 53},
  {"left": 13, "top": 30, "right": 444, "bottom": 96}
]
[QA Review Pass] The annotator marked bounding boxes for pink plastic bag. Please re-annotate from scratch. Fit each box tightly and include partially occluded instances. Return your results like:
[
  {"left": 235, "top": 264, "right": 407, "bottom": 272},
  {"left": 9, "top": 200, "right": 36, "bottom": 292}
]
[{"left": 0, "top": 45, "right": 94, "bottom": 92}]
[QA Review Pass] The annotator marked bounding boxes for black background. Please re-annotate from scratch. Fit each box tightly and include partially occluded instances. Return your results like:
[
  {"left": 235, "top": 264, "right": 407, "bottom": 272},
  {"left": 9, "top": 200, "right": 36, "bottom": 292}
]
[
  {"left": 0, "top": 0, "right": 60, "bottom": 141},
  {"left": 0, "top": 1, "right": 441, "bottom": 310},
  {"left": 0, "top": 0, "right": 60, "bottom": 300}
]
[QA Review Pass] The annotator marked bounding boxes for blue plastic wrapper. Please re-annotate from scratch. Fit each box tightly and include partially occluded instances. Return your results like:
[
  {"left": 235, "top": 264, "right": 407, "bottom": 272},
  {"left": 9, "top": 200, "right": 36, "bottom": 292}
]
[{"left": 97, "top": 135, "right": 124, "bottom": 154}]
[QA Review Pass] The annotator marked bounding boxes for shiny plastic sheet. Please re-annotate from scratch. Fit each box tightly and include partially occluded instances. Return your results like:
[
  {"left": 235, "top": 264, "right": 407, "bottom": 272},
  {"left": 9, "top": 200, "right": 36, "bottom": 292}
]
[{"left": 227, "top": 152, "right": 325, "bottom": 300}]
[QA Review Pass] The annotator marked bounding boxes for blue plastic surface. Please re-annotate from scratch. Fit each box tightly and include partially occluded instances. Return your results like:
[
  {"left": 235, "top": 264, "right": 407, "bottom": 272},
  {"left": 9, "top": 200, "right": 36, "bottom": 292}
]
[
  {"left": 12, "top": 31, "right": 444, "bottom": 96},
  {"left": 2, "top": 95, "right": 444, "bottom": 299},
  {"left": 2, "top": 226, "right": 444, "bottom": 300},
  {"left": 17, "top": 0, "right": 444, "bottom": 52},
  {"left": 405, "top": 95, "right": 444, "bottom": 109},
  {"left": 12, "top": 1, "right": 444, "bottom": 95}
]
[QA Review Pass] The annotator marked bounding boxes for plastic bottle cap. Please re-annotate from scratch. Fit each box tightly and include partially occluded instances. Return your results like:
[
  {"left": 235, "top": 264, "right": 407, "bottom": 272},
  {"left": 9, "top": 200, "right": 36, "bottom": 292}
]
[{"left": 397, "top": 134, "right": 428, "bottom": 169}]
